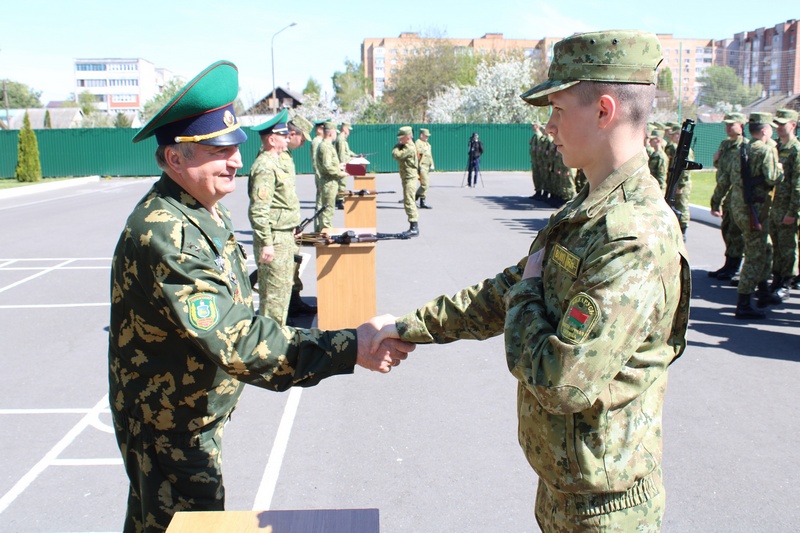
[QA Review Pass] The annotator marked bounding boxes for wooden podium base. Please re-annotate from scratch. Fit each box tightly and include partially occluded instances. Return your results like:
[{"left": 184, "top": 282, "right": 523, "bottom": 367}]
[{"left": 166, "top": 508, "right": 379, "bottom": 532}]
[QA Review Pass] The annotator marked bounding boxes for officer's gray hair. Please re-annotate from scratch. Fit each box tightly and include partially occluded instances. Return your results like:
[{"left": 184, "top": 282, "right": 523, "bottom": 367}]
[
  {"left": 572, "top": 81, "right": 655, "bottom": 129},
  {"left": 155, "top": 143, "right": 196, "bottom": 172}
]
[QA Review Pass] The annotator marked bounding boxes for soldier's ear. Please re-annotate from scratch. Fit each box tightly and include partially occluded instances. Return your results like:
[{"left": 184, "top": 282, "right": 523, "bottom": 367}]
[{"left": 165, "top": 146, "right": 184, "bottom": 172}]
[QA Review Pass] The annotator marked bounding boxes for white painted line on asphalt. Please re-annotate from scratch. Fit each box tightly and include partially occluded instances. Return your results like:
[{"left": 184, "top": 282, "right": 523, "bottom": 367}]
[
  {"left": 50, "top": 459, "right": 123, "bottom": 466},
  {"left": 0, "top": 258, "right": 111, "bottom": 262},
  {"left": 0, "top": 259, "right": 75, "bottom": 294},
  {"left": 0, "top": 303, "right": 109, "bottom": 309},
  {"left": 0, "top": 266, "right": 109, "bottom": 271},
  {"left": 252, "top": 387, "right": 303, "bottom": 511},
  {"left": 0, "top": 260, "right": 16, "bottom": 268},
  {"left": 0, "top": 408, "right": 103, "bottom": 414},
  {"left": 0, "top": 395, "right": 109, "bottom": 515}
]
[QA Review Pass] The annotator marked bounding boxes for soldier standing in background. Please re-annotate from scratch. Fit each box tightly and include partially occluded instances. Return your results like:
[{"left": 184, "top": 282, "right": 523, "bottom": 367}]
[
  {"left": 392, "top": 126, "right": 420, "bottom": 236},
  {"left": 648, "top": 129, "right": 668, "bottom": 194},
  {"left": 415, "top": 128, "right": 434, "bottom": 209},
  {"left": 529, "top": 121, "right": 545, "bottom": 200},
  {"left": 768, "top": 109, "right": 800, "bottom": 300},
  {"left": 550, "top": 146, "right": 576, "bottom": 207},
  {"left": 315, "top": 121, "right": 349, "bottom": 231},
  {"left": 466, "top": 132, "right": 484, "bottom": 187},
  {"left": 334, "top": 122, "right": 357, "bottom": 209},
  {"left": 109, "top": 61, "right": 413, "bottom": 532},
  {"left": 311, "top": 119, "right": 326, "bottom": 220},
  {"left": 729, "top": 112, "right": 782, "bottom": 319},
  {"left": 666, "top": 125, "right": 693, "bottom": 241}
]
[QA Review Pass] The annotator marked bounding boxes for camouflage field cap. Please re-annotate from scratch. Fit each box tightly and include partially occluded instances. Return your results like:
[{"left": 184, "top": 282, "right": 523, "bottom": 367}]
[
  {"left": 250, "top": 108, "right": 289, "bottom": 135},
  {"left": 133, "top": 60, "right": 247, "bottom": 146},
  {"left": 290, "top": 114, "right": 313, "bottom": 141},
  {"left": 749, "top": 112, "right": 773, "bottom": 126},
  {"left": 520, "top": 30, "right": 663, "bottom": 107},
  {"left": 340, "top": 122, "right": 352, "bottom": 129},
  {"left": 323, "top": 121, "right": 338, "bottom": 131},
  {"left": 722, "top": 112, "right": 747, "bottom": 124},
  {"left": 773, "top": 109, "right": 799, "bottom": 125},
  {"left": 397, "top": 126, "right": 413, "bottom": 137},
  {"left": 648, "top": 129, "right": 664, "bottom": 139},
  {"left": 420, "top": 128, "right": 431, "bottom": 136}
]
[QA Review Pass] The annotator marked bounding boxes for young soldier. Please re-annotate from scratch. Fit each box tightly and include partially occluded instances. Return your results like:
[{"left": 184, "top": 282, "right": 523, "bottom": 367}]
[
  {"left": 369, "top": 31, "right": 690, "bottom": 531},
  {"left": 415, "top": 127, "right": 435, "bottom": 209},
  {"left": 392, "top": 126, "right": 420, "bottom": 235},
  {"left": 648, "top": 129, "right": 668, "bottom": 193},
  {"left": 109, "top": 61, "right": 412, "bottom": 532},
  {"left": 315, "top": 121, "right": 349, "bottom": 231}
]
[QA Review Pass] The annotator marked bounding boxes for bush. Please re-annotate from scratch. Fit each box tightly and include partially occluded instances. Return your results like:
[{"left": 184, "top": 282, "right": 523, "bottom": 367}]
[{"left": 15, "top": 112, "right": 42, "bottom": 182}]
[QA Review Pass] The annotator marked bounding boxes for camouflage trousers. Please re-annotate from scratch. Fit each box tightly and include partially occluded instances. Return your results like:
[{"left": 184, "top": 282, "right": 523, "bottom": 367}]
[
  {"left": 769, "top": 216, "right": 799, "bottom": 277},
  {"left": 112, "top": 411, "right": 227, "bottom": 533},
  {"left": 732, "top": 204, "right": 773, "bottom": 294},
  {"left": 313, "top": 172, "right": 322, "bottom": 227},
  {"left": 674, "top": 180, "right": 692, "bottom": 231},
  {"left": 534, "top": 468, "right": 665, "bottom": 533},
  {"left": 416, "top": 165, "right": 431, "bottom": 200},
  {"left": 255, "top": 231, "right": 296, "bottom": 325},
  {"left": 721, "top": 197, "right": 744, "bottom": 258},
  {"left": 402, "top": 176, "right": 419, "bottom": 222},
  {"left": 554, "top": 168, "right": 577, "bottom": 201},
  {"left": 316, "top": 178, "right": 340, "bottom": 231}
]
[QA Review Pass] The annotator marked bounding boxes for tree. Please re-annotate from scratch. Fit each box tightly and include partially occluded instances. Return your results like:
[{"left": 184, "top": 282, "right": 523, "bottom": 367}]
[
  {"left": 303, "top": 77, "right": 322, "bottom": 99},
  {"left": 1, "top": 80, "right": 44, "bottom": 108},
  {"left": 142, "top": 79, "right": 185, "bottom": 121},
  {"left": 44, "top": 110, "right": 52, "bottom": 129},
  {"left": 657, "top": 68, "right": 674, "bottom": 95},
  {"left": 114, "top": 112, "right": 132, "bottom": 128},
  {"left": 332, "top": 60, "right": 370, "bottom": 112},
  {"left": 384, "top": 40, "right": 481, "bottom": 122},
  {"left": 15, "top": 112, "right": 42, "bottom": 182},
  {"left": 697, "top": 66, "right": 762, "bottom": 107},
  {"left": 77, "top": 91, "right": 97, "bottom": 116}
]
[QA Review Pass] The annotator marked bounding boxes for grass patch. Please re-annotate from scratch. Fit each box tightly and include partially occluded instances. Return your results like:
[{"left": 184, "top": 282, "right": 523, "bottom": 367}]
[
  {"left": 0, "top": 177, "right": 77, "bottom": 190},
  {"left": 690, "top": 169, "right": 716, "bottom": 208}
]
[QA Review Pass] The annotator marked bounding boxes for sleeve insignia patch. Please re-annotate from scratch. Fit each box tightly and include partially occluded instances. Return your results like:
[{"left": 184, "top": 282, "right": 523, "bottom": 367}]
[
  {"left": 187, "top": 294, "right": 219, "bottom": 331},
  {"left": 559, "top": 293, "right": 599, "bottom": 345},
  {"left": 257, "top": 186, "right": 268, "bottom": 200},
  {"left": 551, "top": 244, "right": 580, "bottom": 277}
]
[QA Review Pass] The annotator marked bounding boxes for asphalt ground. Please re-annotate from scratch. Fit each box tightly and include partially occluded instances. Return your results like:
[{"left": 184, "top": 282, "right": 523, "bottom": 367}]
[{"left": 0, "top": 170, "right": 798, "bottom": 532}]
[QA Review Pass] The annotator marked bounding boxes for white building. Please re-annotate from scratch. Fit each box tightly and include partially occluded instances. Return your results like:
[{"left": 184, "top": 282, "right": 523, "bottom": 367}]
[{"left": 73, "top": 58, "right": 173, "bottom": 114}]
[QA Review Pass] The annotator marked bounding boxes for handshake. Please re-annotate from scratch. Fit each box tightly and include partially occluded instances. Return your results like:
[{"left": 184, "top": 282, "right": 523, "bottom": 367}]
[{"left": 355, "top": 314, "right": 412, "bottom": 373}]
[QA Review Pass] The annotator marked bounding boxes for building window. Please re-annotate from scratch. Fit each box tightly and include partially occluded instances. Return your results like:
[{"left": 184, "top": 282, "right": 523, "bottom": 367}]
[
  {"left": 375, "top": 57, "right": 384, "bottom": 65},
  {"left": 76, "top": 63, "right": 106, "bottom": 71},
  {"left": 78, "top": 79, "right": 107, "bottom": 87},
  {"left": 375, "top": 47, "right": 385, "bottom": 56},
  {"left": 112, "top": 94, "right": 137, "bottom": 102}
]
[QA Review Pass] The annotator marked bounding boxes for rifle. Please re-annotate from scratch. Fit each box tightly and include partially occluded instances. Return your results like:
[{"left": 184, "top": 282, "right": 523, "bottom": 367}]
[
  {"left": 337, "top": 189, "right": 396, "bottom": 197},
  {"left": 665, "top": 119, "right": 703, "bottom": 220},
  {"left": 295, "top": 204, "right": 328, "bottom": 235},
  {"left": 298, "top": 230, "right": 411, "bottom": 245},
  {"left": 739, "top": 143, "right": 763, "bottom": 231}
]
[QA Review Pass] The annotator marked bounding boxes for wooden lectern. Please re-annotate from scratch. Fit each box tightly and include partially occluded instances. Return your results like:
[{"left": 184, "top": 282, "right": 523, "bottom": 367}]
[
  {"left": 315, "top": 228, "right": 376, "bottom": 330},
  {"left": 344, "top": 173, "right": 377, "bottom": 228},
  {"left": 166, "top": 508, "right": 379, "bottom": 533}
]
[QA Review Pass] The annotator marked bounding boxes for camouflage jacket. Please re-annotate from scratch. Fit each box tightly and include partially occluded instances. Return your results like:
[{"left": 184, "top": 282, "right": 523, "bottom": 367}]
[
  {"left": 648, "top": 147, "right": 668, "bottom": 194},
  {"left": 248, "top": 149, "right": 301, "bottom": 244},
  {"left": 415, "top": 138, "right": 434, "bottom": 169},
  {"left": 311, "top": 135, "right": 323, "bottom": 177},
  {"left": 392, "top": 140, "right": 419, "bottom": 180},
  {"left": 396, "top": 152, "right": 691, "bottom": 494},
  {"left": 335, "top": 133, "right": 357, "bottom": 165},
  {"left": 109, "top": 175, "right": 358, "bottom": 432},
  {"left": 316, "top": 139, "right": 347, "bottom": 182},
  {"left": 711, "top": 136, "right": 748, "bottom": 211},
  {"left": 772, "top": 136, "right": 800, "bottom": 219},
  {"left": 729, "top": 138, "right": 782, "bottom": 214}
]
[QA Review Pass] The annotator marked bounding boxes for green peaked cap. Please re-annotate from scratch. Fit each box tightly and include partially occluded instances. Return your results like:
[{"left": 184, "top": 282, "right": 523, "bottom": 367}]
[
  {"left": 251, "top": 109, "right": 289, "bottom": 134},
  {"left": 133, "top": 60, "right": 246, "bottom": 145}
]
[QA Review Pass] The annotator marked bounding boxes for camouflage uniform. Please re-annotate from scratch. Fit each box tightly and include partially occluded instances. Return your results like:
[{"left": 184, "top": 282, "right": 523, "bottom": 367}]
[
  {"left": 315, "top": 138, "right": 347, "bottom": 230},
  {"left": 415, "top": 135, "right": 434, "bottom": 202},
  {"left": 396, "top": 152, "right": 690, "bottom": 531},
  {"left": 730, "top": 137, "right": 782, "bottom": 295},
  {"left": 530, "top": 126, "right": 545, "bottom": 195},
  {"left": 711, "top": 136, "right": 747, "bottom": 261},
  {"left": 670, "top": 147, "right": 694, "bottom": 234},
  {"left": 109, "top": 175, "right": 358, "bottom": 532},
  {"left": 248, "top": 149, "right": 300, "bottom": 324},
  {"left": 392, "top": 138, "right": 419, "bottom": 223},
  {"left": 769, "top": 135, "right": 800, "bottom": 278},
  {"left": 311, "top": 134, "right": 323, "bottom": 218},
  {"left": 648, "top": 145, "right": 668, "bottom": 194},
  {"left": 552, "top": 151, "right": 577, "bottom": 202},
  {"left": 334, "top": 129, "right": 356, "bottom": 198}
]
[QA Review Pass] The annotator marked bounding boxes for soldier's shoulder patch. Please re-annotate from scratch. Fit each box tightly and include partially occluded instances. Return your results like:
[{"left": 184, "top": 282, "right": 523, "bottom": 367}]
[
  {"left": 559, "top": 293, "right": 599, "bottom": 345},
  {"left": 187, "top": 293, "right": 219, "bottom": 331},
  {"left": 257, "top": 186, "right": 268, "bottom": 200}
]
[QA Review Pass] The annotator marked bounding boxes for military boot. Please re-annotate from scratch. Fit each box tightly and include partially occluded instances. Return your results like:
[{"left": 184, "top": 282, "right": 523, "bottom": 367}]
[
  {"left": 774, "top": 276, "right": 791, "bottom": 301},
  {"left": 419, "top": 198, "right": 432, "bottom": 209},
  {"left": 288, "top": 293, "right": 317, "bottom": 318},
  {"left": 792, "top": 275, "right": 800, "bottom": 290},
  {"left": 407, "top": 221, "right": 419, "bottom": 237},
  {"left": 755, "top": 281, "right": 782, "bottom": 308},
  {"left": 715, "top": 257, "right": 742, "bottom": 281},
  {"left": 735, "top": 293, "right": 766, "bottom": 320}
]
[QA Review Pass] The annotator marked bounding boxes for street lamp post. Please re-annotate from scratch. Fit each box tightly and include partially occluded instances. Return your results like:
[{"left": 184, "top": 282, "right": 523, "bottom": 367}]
[{"left": 271, "top": 22, "right": 297, "bottom": 113}]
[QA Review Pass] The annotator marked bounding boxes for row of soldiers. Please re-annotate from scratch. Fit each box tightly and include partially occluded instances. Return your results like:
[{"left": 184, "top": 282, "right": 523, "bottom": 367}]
[
  {"left": 528, "top": 122, "right": 586, "bottom": 207},
  {"left": 708, "top": 110, "right": 800, "bottom": 319},
  {"left": 646, "top": 121, "right": 692, "bottom": 239}
]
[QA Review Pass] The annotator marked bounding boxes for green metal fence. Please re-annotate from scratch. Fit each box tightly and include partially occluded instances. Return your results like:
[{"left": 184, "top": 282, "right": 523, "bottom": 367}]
[{"left": 0, "top": 122, "right": 728, "bottom": 179}]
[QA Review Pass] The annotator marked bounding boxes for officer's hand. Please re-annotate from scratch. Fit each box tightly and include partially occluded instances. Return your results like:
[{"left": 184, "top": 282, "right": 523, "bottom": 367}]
[
  {"left": 356, "top": 315, "right": 414, "bottom": 373},
  {"left": 259, "top": 246, "right": 275, "bottom": 265}
]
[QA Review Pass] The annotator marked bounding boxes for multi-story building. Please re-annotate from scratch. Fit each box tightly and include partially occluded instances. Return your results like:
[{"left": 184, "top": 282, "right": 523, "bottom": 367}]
[
  {"left": 656, "top": 35, "right": 717, "bottom": 104},
  {"left": 73, "top": 58, "right": 173, "bottom": 114},
  {"left": 361, "top": 33, "right": 556, "bottom": 98}
]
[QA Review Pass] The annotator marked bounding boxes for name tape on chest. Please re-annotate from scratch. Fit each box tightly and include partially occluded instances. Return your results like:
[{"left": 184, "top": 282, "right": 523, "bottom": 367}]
[{"left": 551, "top": 244, "right": 580, "bottom": 277}]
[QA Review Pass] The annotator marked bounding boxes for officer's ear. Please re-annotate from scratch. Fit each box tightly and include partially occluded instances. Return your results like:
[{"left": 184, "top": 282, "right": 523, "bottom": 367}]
[{"left": 165, "top": 146, "right": 184, "bottom": 172}]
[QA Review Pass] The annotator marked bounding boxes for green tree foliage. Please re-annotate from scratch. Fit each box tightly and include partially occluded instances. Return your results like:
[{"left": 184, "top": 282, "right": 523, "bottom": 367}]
[
  {"left": 114, "top": 112, "right": 133, "bottom": 128},
  {"left": 303, "top": 77, "right": 322, "bottom": 99},
  {"left": 77, "top": 91, "right": 97, "bottom": 116},
  {"left": 657, "top": 68, "right": 674, "bottom": 95},
  {"left": 1, "top": 80, "right": 44, "bottom": 108},
  {"left": 332, "top": 60, "right": 371, "bottom": 112},
  {"left": 384, "top": 40, "right": 480, "bottom": 122},
  {"left": 15, "top": 112, "right": 42, "bottom": 182},
  {"left": 142, "top": 79, "right": 185, "bottom": 121},
  {"left": 44, "top": 110, "right": 52, "bottom": 129},
  {"left": 698, "top": 66, "right": 762, "bottom": 107}
]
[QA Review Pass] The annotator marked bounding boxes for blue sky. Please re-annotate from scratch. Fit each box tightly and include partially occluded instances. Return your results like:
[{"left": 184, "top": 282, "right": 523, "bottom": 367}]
[{"left": 2, "top": 1, "right": 797, "bottom": 106}]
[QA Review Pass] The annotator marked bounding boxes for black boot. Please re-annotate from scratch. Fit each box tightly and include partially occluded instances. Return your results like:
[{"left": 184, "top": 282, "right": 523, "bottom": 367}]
[
  {"left": 792, "top": 275, "right": 800, "bottom": 290},
  {"left": 419, "top": 198, "right": 432, "bottom": 209},
  {"left": 709, "top": 256, "right": 732, "bottom": 278},
  {"left": 249, "top": 269, "right": 259, "bottom": 288},
  {"left": 735, "top": 293, "right": 766, "bottom": 319},
  {"left": 288, "top": 293, "right": 317, "bottom": 317},
  {"left": 407, "top": 221, "right": 419, "bottom": 236},
  {"left": 716, "top": 257, "right": 742, "bottom": 281},
  {"left": 774, "top": 276, "right": 791, "bottom": 301},
  {"left": 336, "top": 199, "right": 345, "bottom": 210},
  {"left": 755, "top": 281, "right": 782, "bottom": 308}
]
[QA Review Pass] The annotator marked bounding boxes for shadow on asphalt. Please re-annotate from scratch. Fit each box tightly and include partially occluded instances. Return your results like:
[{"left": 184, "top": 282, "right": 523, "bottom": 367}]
[{"left": 689, "top": 269, "right": 799, "bottom": 363}]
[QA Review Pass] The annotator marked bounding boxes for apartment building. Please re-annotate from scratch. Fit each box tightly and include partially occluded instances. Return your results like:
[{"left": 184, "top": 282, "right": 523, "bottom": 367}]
[
  {"left": 657, "top": 34, "right": 716, "bottom": 104},
  {"left": 73, "top": 58, "right": 173, "bottom": 114}
]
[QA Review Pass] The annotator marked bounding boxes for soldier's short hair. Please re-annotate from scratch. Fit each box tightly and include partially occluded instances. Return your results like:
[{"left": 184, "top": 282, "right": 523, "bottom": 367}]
[
  {"left": 571, "top": 81, "right": 654, "bottom": 129},
  {"left": 155, "top": 143, "right": 196, "bottom": 172}
]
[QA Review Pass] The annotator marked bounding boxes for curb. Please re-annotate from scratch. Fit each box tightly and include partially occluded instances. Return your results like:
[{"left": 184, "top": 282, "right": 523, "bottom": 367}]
[
  {"left": 689, "top": 204, "right": 721, "bottom": 228},
  {"left": 0, "top": 176, "right": 102, "bottom": 199}
]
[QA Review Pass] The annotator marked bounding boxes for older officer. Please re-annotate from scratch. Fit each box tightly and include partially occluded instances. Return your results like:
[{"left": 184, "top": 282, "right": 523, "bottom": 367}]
[
  {"left": 370, "top": 31, "right": 690, "bottom": 531},
  {"left": 109, "top": 61, "right": 412, "bottom": 532}
]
